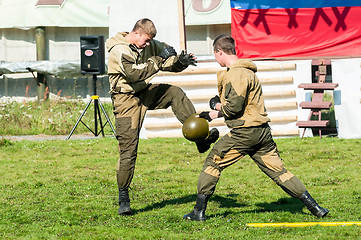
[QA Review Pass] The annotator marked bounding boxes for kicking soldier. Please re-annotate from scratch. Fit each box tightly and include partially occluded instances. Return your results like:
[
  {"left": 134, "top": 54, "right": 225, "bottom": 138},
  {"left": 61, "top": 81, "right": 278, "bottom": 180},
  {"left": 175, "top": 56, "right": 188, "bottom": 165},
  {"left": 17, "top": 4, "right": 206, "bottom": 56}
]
[
  {"left": 106, "top": 18, "right": 219, "bottom": 215},
  {"left": 183, "top": 34, "right": 329, "bottom": 221}
]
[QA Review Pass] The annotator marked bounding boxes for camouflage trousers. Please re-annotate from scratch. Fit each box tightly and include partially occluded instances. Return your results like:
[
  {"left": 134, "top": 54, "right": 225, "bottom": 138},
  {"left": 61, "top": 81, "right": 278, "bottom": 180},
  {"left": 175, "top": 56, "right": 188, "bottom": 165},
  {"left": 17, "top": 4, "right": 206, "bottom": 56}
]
[
  {"left": 111, "top": 83, "right": 196, "bottom": 189},
  {"left": 197, "top": 124, "right": 307, "bottom": 198}
]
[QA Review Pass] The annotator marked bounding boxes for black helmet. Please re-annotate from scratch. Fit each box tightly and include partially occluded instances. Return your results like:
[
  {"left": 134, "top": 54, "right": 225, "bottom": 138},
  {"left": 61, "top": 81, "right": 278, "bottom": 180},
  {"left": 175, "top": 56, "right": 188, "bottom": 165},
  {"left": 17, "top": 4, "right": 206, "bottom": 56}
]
[{"left": 182, "top": 114, "right": 209, "bottom": 142}]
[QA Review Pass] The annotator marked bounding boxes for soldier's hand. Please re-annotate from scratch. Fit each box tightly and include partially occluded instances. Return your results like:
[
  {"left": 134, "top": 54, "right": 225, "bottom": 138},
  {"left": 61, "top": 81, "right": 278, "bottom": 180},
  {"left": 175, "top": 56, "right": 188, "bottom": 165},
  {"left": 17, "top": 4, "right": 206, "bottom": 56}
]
[
  {"left": 159, "top": 46, "right": 177, "bottom": 60},
  {"left": 209, "top": 95, "right": 220, "bottom": 110},
  {"left": 197, "top": 111, "right": 212, "bottom": 122},
  {"left": 179, "top": 50, "right": 197, "bottom": 67}
]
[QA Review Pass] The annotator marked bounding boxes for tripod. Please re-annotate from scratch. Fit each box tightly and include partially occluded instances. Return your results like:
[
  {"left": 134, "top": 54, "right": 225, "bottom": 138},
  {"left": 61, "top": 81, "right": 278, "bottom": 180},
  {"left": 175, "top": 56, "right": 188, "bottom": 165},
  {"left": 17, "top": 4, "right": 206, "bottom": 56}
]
[{"left": 66, "top": 74, "right": 116, "bottom": 140}]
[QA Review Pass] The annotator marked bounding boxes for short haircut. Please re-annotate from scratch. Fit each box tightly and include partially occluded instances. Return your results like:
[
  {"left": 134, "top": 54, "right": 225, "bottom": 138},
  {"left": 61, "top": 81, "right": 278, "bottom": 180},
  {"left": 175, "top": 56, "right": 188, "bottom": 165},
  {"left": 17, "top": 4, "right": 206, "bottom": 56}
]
[
  {"left": 132, "top": 18, "right": 157, "bottom": 38},
  {"left": 213, "top": 34, "right": 236, "bottom": 55}
]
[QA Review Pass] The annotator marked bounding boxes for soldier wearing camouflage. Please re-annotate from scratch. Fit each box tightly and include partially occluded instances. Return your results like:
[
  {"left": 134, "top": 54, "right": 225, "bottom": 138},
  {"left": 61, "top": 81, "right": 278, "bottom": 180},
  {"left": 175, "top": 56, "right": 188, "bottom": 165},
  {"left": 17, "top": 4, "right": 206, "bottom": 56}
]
[
  {"left": 106, "top": 19, "right": 218, "bottom": 215},
  {"left": 183, "top": 34, "right": 329, "bottom": 221}
]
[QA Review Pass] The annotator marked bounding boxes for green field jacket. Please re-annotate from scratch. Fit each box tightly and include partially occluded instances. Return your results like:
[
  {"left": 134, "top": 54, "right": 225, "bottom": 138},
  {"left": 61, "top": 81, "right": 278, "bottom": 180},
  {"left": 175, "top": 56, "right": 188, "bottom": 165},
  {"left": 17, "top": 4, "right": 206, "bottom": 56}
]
[
  {"left": 217, "top": 59, "right": 270, "bottom": 128},
  {"left": 106, "top": 32, "right": 186, "bottom": 94}
]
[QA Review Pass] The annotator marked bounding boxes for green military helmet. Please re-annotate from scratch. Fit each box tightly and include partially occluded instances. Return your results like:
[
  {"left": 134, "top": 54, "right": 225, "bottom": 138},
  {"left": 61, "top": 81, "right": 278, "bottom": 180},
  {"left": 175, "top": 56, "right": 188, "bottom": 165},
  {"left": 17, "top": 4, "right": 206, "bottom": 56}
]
[{"left": 182, "top": 114, "right": 209, "bottom": 142}]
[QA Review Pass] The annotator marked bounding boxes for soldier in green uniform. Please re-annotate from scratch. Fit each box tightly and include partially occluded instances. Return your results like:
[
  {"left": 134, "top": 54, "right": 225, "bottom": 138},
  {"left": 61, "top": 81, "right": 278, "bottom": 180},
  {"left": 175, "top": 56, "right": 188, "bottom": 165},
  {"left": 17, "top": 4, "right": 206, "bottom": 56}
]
[
  {"left": 106, "top": 18, "right": 218, "bottom": 215},
  {"left": 183, "top": 34, "right": 329, "bottom": 221}
]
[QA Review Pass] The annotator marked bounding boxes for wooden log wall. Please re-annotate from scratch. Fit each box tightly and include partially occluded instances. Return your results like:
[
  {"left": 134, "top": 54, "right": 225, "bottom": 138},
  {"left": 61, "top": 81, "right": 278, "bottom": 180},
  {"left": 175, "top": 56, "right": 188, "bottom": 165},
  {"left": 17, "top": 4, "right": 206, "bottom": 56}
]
[{"left": 143, "top": 61, "right": 301, "bottom": 139}]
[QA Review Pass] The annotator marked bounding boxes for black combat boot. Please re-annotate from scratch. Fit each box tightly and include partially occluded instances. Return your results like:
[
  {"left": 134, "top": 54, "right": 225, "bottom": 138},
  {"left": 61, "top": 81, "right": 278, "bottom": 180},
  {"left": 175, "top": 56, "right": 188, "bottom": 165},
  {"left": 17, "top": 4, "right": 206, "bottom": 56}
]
[
  {"left": 183, "top": 194, "right": 210, "bottom": 221},
  {"left": 118, "top": 187, "right": 132, "bottom": 215},
  {"left": 299, "top": 191, "right": 329, "bottom": 218},
  {"left": 196, "top": 128, "right": 219, "bottom": 153}
]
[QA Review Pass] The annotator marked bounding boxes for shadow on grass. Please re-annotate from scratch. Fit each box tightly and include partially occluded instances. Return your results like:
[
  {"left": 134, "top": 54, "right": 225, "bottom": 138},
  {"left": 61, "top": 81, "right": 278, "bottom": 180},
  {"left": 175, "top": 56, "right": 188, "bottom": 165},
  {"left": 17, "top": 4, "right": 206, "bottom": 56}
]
[
  {"left": 253, "top": 197, "right": 304, "bottom": 214},
  {"left": 206, "top": 197, "right": 305, "bottom": 219},
  {"left": 134, "top": 194, "right": 245, "bottom": 215},
  {"left": 135, "top": 195, "right": 305, "bottom": 219}
]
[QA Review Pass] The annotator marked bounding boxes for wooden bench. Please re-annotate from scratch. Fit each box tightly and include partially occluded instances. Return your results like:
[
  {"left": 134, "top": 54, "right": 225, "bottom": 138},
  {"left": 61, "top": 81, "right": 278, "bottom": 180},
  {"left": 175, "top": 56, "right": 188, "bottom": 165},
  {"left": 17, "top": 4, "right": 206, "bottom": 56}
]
[
  {"left": 297, "top": 82, "right": 338, "bottom": 139},
  {"left": 299, "top": 102, "right": 332, "bottom": 109},
  {"left": 298, "top": 83, "right": 339, "bottom": 90},
  {"left": 296, "top": 120, "right": 329, "bottom": 128}
]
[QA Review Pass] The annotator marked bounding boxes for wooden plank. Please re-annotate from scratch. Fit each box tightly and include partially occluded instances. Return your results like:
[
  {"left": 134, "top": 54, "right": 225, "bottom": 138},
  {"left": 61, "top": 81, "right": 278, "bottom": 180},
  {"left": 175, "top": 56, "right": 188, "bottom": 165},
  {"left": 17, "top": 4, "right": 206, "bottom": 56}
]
[
  {"left": 177, "top": 0, "right": 186, "bottom": 51},
  {"left": 157, "top": 63, "right": 296, "bottom": 76},
  {"left": 186, "top": 90, "right": 295, "bottom": 101},
  {"left": 271, "top": 115, "right": 298, "bottom": 123},
  {"left": 257, "top": 63, "right": 296, "bottom": 71},
  {"left": 146, "top": 129, "right": 299, "bottom": 139},
  {"left": 145, "top": 120, "right": 223, "bottom": 129},
  {"left": 145, "top": 116, "right": 297, "bottom": 130},
  {"left": 36, "top": 0, "right": 64, "bottom": 6},
  {"left": 298, "top": 83, "right": 338, "bottom": 90},
  {"left": 299, "top": 101, "right": 332, "bottom": 109},
  {"left": 188, "top": 95, "right": 214, "bottom": 101},
  {"left": 260, "top": 77, "right": 293, "bottom": 85},
  {"left": 146, "top": 102, "right": 298, "bottom": 117},
  {"left": 157, "top": 67, "right": 223, "bottom": 76},
  {"left": 296, "top": 120, "right": 329, "bottom": 127},
  {"left": 271, "top": 129, "right": 299, "bottom": 136},
  {"left": 263, "top": 90, "right": 295, "bottom": 98},
  {"left": 146, "top": 109, "right": 175, "bottom": 117},
  {"left": 266, "top": 101, "right": 298, "bottom": 110},
  {"left": 155, "top": 80, "right": 216, "bottom": 87},
  {"left": 153, "top": 77, "right": 294, "bottom": 87}
]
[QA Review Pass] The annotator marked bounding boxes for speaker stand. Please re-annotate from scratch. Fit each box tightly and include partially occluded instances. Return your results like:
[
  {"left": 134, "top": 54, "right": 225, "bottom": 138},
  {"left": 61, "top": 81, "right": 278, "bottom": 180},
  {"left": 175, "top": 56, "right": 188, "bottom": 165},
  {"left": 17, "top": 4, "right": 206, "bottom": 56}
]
[{"left": 66, "top": 74, "right": 116, "bottom": 140}]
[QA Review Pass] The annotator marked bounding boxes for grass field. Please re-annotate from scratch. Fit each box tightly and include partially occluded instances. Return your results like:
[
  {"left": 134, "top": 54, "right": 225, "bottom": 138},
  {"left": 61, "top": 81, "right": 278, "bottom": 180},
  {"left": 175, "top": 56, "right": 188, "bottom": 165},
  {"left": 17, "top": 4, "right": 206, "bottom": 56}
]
[
  {"left": 0, "top": 100, "right": 115, "bottom": 136},
  {"left": 1, "top": 136, "right": 361, "bottom": 239}
]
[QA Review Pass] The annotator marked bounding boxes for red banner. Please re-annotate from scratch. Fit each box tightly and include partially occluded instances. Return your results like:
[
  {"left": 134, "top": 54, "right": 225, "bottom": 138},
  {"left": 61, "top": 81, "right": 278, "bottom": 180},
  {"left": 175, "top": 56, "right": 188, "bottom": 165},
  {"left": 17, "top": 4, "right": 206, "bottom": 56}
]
[{"left": 231, "top": 7, "right": 361, "bottom": 58}]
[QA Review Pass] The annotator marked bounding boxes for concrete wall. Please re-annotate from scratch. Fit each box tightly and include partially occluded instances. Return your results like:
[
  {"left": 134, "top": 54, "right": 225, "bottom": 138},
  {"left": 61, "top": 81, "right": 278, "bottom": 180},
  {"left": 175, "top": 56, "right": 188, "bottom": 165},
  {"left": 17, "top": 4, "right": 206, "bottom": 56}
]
[
  {"left": 0, "top": 73, "right": 110, "bottom": 102},
  {"left": 0, "top": 27, "right": 108, "bottom": 62},
  {"left": 0, "top": 27, "right": 109, "bottom": 101},
  {"left": 0, "top": 24, "right": 230, "bottom": 101},
  {"left": 332, "top": 58, "right": 361, "bottom": 138},
  {"left": 186, "top": 24, "right": 231, "bottom": 56}
]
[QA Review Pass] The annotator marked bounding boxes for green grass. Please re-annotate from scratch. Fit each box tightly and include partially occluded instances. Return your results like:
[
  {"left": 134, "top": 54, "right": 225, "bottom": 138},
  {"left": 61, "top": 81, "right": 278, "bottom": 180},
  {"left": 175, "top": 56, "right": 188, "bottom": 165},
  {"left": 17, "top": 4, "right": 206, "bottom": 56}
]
[
  {"left": 0, "top": 100, "right": 115, "bottom": 135},
  {"left": 1, "top": 136, "right": 361, "bottom": 239}
]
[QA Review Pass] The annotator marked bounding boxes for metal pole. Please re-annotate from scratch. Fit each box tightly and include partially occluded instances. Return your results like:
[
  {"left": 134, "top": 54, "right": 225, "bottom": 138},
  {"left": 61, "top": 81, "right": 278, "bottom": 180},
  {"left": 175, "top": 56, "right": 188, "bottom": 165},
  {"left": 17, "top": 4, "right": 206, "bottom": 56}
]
[
  {"left": 177, "top": 0, "right": 187, "bottom": 51},
  {"left": 93, "top": 74, "right": 98, "bottom": 136},
  {"left": 35, "top": 27, "right": 48, "bottom": 101},
  {"left": 67, "top": 74, "right": 115, "bottom": 139},
  {"left": 66, "top": 99, "right": 93, "bottom": 140},
  {"left": 93, "top": 74, "right": 97, "bottom": 96},
  {"left": 98, "top": 98, "right": 116, "bottom": 136}
]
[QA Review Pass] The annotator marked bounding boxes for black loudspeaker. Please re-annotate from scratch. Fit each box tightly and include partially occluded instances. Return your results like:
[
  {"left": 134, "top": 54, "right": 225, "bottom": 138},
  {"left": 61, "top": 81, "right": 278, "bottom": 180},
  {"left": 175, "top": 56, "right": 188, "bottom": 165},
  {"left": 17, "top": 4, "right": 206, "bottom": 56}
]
[{"left": 80, "top": 35, "right": 105, "bottom": 74}]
